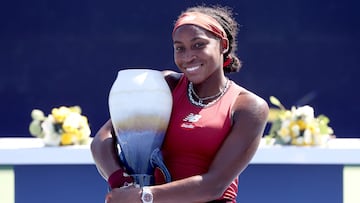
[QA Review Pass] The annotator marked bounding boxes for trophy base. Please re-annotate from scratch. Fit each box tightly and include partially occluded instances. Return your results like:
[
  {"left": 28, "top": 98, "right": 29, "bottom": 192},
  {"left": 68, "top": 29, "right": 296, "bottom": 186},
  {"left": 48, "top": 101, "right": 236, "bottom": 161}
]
[{"left": 131, "top": 174, "right": 153, "bottom": 187}]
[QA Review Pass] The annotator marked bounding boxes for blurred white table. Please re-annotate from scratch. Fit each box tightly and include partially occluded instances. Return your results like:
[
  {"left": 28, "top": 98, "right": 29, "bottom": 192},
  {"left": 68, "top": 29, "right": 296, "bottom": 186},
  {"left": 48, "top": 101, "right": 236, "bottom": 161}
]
[{"left": 1, "top": 137, "right": 360, "bottom": 165}]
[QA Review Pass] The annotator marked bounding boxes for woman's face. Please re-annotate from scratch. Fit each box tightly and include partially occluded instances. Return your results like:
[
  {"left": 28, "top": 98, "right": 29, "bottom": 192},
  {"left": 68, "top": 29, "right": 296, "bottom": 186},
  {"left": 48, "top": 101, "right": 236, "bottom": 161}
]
[{"left": 173, "top": 24, "right": 224, "bottom": 84}]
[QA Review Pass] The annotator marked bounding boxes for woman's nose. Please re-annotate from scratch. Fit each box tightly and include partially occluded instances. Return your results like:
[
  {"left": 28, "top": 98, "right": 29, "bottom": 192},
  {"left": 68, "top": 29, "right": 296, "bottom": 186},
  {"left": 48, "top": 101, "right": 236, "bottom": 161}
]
[{"left": 183, "top": 51, "right": 196, "bottom": 62}]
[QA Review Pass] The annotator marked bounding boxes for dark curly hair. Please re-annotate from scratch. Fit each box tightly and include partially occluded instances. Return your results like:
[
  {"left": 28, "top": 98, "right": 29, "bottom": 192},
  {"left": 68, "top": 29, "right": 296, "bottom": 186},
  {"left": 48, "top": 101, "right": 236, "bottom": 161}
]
[{"left": 179, "top": 5, "right": 242, "bottom": 73}]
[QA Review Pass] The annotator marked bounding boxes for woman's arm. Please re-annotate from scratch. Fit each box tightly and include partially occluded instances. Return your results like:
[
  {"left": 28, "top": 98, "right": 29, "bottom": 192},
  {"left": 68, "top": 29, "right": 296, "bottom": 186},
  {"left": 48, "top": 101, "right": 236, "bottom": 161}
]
[
  {"left": 106, "top": 91, "right": 269, "bottom": 203},
  {"left": 204, "top": 92, "right": 269, "bottom": 195},
  {"left": 90, "top": 119, "right": 122, "bottom": 180}
]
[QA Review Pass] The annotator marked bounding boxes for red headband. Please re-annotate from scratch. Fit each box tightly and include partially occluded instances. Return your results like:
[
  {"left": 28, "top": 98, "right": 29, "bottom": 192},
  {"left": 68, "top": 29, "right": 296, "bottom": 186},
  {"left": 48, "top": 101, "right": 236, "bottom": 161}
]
[{"left": 173, "top": 12, "right": 227, "bottom": 40}]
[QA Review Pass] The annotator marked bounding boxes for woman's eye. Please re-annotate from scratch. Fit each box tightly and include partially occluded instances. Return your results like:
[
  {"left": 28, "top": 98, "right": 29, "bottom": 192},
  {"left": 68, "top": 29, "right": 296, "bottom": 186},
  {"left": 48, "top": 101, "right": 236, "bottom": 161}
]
[
  {"left": 193, "top": 43, "right": 204, "bottom": 49},
  {"left": 175, "top": 46, "right": 184, "bottom": 52}
]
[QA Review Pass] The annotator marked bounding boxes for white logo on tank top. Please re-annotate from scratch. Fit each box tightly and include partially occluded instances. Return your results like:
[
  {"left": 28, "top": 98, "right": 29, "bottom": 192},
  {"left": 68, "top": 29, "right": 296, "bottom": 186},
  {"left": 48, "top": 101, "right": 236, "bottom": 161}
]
[{"left": 181, "top": 113, "right": 201, "bottom": 129}]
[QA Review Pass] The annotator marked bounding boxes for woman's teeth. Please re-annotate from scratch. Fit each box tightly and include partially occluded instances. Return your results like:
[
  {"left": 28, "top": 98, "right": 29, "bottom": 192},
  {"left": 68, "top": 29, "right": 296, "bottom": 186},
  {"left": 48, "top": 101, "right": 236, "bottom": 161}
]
[{"left": 186, "top": 66, "right": 200, "bottom": 72}]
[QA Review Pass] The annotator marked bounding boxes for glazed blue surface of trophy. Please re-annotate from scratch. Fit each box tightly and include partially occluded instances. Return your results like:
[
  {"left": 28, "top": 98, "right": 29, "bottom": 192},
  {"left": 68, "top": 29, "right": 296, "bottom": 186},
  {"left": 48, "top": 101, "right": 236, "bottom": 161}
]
[{"left": 108, "top": 69, "right": 172, "bottom": 187}]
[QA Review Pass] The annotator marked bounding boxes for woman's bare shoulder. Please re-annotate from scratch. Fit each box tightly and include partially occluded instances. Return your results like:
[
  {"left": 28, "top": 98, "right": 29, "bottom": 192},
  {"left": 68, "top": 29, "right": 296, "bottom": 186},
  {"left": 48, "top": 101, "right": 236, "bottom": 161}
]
[{"left": 232, "top": 87, "right": 269, "bottom": 122}]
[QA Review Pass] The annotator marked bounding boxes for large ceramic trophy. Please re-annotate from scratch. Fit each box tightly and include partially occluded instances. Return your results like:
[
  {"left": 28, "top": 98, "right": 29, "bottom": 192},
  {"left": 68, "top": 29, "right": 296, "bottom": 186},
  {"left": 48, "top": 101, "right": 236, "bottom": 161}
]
[{"left": 108, "top": 69, "right": 172, "bottom": 187}]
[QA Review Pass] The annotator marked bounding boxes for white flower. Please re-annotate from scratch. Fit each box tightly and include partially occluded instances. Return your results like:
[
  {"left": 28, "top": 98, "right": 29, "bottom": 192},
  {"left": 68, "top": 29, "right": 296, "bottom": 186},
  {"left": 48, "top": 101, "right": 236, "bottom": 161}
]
[
  {"left": 41, "top": 115, "right": 61, "bottom": 146},
  {"left": 291, "top": 124, "right": 300, "bottom": 137},
  {"left": 294, "top": 136, "right": 304, "bottom": 145},
  {"left": 63, "top": 112, "right": 82, "bottom": 131},
  {"left": 295, "top": 105, "right": 314, "bottom": 121},
  {"left": 303, "top": 129, "right": 313, "bottom": 144},
  {"left": 282, "top": 134, "right": 292, "bottom": 143},
  {"left": 280, "top": 119, "right": 291, "bottom": 129}
]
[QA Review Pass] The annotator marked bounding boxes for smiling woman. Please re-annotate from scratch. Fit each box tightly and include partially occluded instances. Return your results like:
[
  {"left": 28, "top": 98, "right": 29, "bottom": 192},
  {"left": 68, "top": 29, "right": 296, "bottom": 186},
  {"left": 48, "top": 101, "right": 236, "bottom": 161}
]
[
  {"left": 91, "top": 4, "right": 269, "bottom": 203},
  {"left": 1, "top": 1, "right": 359, "bottom": 202}
]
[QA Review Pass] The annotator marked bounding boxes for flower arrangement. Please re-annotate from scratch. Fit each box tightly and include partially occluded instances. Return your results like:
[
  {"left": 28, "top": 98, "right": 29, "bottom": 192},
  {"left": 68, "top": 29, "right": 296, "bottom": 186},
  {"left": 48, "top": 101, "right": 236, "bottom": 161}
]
[
  {"left": 265, "top": 96, "right": 334, "bottom": 146},
  {"left": 29, "top": 106, "right": 91, "bottom": 146}
]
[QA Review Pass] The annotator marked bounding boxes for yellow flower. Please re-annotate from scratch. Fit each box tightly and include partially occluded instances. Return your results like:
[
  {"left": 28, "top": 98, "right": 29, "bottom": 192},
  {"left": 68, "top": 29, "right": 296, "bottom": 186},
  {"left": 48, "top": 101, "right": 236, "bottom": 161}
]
[
  {"left": 69, "top": 106, "right": 82, "bottom": 114},
  {"left": 52, "top": 106, "right": 71, "bottom": 123},
  {"left": 61, "top": 132, "right": 76, "bottom": 145},
  {"left": 79, "top": 117, "right": 91, "bottom": 136},
  {"left": 296, "top": 120, "right": 307, "bottom": 130},
  {"left": 61, "top": 111, "right": 91, "bottom": 144},
  {"left": 279, "top": 110, "right": 292, "bottom": 120}
]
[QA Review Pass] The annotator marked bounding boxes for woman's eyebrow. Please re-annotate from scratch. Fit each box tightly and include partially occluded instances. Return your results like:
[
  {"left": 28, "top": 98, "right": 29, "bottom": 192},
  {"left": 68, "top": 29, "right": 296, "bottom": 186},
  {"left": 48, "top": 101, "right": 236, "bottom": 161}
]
[{"left": 173, "top": 37, "right": 204, "bottom": 44}]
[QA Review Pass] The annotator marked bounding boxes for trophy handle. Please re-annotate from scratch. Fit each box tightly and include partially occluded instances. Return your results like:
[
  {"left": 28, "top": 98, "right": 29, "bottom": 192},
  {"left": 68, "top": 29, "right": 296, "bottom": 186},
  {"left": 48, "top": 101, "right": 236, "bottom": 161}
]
[{"left": 150, "top": 148, "right": 172, "bottom": 183}]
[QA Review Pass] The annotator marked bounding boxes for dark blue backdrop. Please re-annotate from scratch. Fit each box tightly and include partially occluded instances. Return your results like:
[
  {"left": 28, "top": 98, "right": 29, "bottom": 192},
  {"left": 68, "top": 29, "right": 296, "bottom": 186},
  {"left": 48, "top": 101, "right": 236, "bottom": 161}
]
[{"left": 1, "top": 0, "right": 359, "bottom": 138}]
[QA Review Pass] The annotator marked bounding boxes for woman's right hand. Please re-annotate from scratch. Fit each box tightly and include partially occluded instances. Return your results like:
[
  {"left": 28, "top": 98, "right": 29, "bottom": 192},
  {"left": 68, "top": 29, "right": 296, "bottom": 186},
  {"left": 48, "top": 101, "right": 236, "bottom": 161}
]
[{"left": 105, "top": 185, "right": 142, "bottom": 203}]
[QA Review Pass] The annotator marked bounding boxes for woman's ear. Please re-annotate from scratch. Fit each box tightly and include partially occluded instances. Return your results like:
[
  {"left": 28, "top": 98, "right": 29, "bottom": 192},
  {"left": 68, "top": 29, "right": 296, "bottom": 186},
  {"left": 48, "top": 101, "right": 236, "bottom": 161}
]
[{"left": 221, "top": 38, "right": 229, "bottom": 54}]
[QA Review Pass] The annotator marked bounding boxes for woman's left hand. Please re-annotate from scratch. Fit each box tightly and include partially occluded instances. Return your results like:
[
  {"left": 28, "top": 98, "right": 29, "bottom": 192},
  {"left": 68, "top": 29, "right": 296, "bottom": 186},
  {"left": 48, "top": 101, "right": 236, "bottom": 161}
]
[{"left": 105, "top": 184, "right": 142, "bottom": 203}]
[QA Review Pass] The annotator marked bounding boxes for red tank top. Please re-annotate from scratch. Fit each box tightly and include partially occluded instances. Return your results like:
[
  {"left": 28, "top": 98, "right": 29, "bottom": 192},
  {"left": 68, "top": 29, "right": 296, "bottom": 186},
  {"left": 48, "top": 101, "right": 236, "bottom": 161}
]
[{"left": 155, "top": 75, "right": 241, "bottom": 201}]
